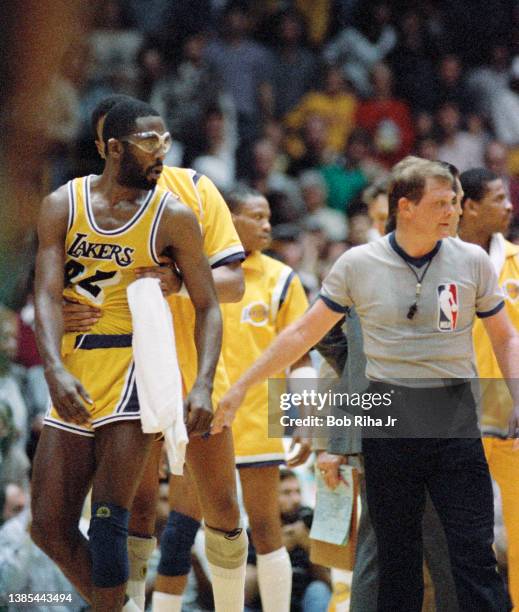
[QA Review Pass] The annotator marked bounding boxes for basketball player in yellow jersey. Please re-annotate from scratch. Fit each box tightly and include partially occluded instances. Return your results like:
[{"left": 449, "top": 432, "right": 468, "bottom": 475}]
[
  {"left": 153, "top": 189, "right": 314, "bottom": 612},
  {"left": 31, "top": 99, "right": 225, "bottom": 612},
  {"left": 61, "top": 96, "right": 249, "bottom": 612}
]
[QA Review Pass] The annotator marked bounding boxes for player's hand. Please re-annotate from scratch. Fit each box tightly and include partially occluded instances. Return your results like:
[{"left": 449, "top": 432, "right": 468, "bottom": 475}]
[
  {"left": 134, "top": 256, "right": 182, "bottom": 297},
  {"left": 45, "top": 365, "right": 92, "bottom": 425},
  {"left": 211, "top": 383, "right": 246, "bottom": 435},
  {"left": 508, "top": 405, "right": 519, "bottom": 449},
  {"left": 184, "top": 384, "right": 213, "bottom": 436},
  {"left": 62, "top": 300, "right": 101, "bottom": 333},
  {"left": 287, "top": 432, "right": 312, "bottom": 467},
  {"left": 316, "top": 451, "right": 347, "bottom": 490}
]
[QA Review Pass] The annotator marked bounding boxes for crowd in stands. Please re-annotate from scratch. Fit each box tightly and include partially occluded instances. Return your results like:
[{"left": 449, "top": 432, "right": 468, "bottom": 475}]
[{"left": 38, "top": 0, "right": 519, "bottom": 295}]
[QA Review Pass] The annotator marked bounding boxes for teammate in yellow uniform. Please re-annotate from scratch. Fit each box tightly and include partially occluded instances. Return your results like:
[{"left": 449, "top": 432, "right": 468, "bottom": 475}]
[
  {"left": 458, "top": 167, "right": 519, "bottom": 610},
  {"left": 221, "top": 191, "right": 310, "bottom": 467},
  {"left": 154, "top": 189, "right": 313, "bottom": 612},
  {"left": 63, "top": 96, "right": 248, "bottom": 612},
  {"left": 32, "top": 99, "right": 222, "bottom": 612}
]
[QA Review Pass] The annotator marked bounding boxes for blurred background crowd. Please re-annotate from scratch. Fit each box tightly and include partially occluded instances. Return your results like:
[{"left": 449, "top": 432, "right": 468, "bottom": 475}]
[{"left": 1, "top": 0, "right": 519, "bottom": 609}]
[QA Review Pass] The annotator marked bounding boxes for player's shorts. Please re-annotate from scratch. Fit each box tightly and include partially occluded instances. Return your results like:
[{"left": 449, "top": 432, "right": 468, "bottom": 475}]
[
  {"left": 44, "top": 333, "right": 140, "bottom": 437},
  {"left": 232, "top": 383, "right": 285, "bottom": 469}
]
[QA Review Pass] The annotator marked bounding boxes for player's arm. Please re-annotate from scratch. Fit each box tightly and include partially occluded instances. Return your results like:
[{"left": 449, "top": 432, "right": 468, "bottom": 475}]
[
  {"left": 34, "top": 187, "right": 91, "bottom": 424},
  {"left": 197, "top": 174, "right": 245, "bottom": 303},
  {"left": 212, "top": 298, "right": 343, "bottom": 434},
  {"left": 211, "top": 262, "right": 244, "bottom": 303},
  {"left": 482, "top": 308, "right": 519, "bottom": 437},
  {"left": 157, "top": 199, "right": 222, "bottom": 435},
  {"left": 277, "top": 273, "right": 315, "bottom": 465}
]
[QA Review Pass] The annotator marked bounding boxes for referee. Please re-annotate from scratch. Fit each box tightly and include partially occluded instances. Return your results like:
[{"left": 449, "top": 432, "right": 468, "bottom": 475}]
[{"left": 217, "top": 157, "right": 519, "bottom": 611}]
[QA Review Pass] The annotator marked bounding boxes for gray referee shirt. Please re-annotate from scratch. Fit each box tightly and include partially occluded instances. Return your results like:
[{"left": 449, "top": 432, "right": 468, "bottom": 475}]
[{"left": 320, "top": 233, "right": 504, "bottom": 387}]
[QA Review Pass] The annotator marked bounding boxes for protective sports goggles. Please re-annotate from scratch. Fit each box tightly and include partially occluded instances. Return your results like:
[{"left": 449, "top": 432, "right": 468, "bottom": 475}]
[{"left": 121, "top": 131, "right": 172, "bottom": 155}]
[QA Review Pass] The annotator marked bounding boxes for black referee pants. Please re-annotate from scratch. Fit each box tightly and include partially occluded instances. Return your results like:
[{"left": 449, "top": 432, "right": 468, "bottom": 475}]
[{"left": 362, "top": 436, "right": 509, "bottom": 612}]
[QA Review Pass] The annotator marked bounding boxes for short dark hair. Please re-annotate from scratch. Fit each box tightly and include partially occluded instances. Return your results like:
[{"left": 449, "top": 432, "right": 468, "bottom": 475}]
[
  {"left": 460, "top": 168, "right": 499, "bottom": 207},
  {"left": 102, "top": 99, "right": 160, "bottom": 149},
  {"left": 279, "top": 468, "right": 298, "bottom": 482},
  {"left": 91, "top": 94, "right": 136, "bottom": 139},
  {"left": 225, "top": 187, "right": 263, "bottom": 214}
]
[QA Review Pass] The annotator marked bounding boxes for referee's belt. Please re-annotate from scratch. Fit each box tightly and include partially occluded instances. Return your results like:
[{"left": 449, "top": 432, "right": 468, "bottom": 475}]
[{"left": 74, "top": 333, "right": 133, "bottom": 349}]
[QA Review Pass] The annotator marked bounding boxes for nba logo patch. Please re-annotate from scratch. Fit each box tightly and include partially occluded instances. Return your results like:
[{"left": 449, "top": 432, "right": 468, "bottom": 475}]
[{"left": 437, "top": 283, "right": 459, "bottom": 331}]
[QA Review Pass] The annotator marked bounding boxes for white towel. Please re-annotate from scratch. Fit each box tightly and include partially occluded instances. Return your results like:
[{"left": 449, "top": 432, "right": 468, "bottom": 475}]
[{"left": 127, "top": 277, "right": 188, "bottom": 475}]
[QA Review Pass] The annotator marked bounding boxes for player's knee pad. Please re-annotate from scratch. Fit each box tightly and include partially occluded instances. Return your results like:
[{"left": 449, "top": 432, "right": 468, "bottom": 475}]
[
  {"left": 89, "top": 502, "right": 130, "bottom": 588},
  {"left": 157, "top": 511, "right": 200, "bottom": 577},
  {"left": 127, "top": 534, "right": 157, "bottom": 581},
  {"left": 205, "top": 524, "right": 248, "bottom": 570}
]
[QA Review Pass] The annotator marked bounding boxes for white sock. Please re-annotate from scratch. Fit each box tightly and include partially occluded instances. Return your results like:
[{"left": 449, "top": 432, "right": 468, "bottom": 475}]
[
  {"left": 151, "top": 591, "right": 182, "bottom": 611},
  {"left": 122, "top": 598, "right": 141, "bottom": 612},
  {"left": 257, "top": 546, "right": 292, "bottom": 612},
  {"left": 127, "top": 535, "right": 157, "bottom": 611},
  {"left": 208, "top": 562, "right": 247, "bottom": 612}
]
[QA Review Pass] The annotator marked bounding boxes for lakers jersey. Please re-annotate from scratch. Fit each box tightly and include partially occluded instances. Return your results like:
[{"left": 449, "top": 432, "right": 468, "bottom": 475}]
[
  {"left": 46, "top": 175, "right": 171, "bottom": 436},
  {"left": 221, "top": 252, "right": 309, "bottom": 465},
  {"left": 473, "top": 235, "right": 519, "bottom": 434},
  {"left": 63, "top": 175, "right": 170, "bottom": 335},
  {"left": 158, "top": 167, "right": 245, "bottom": 404}
]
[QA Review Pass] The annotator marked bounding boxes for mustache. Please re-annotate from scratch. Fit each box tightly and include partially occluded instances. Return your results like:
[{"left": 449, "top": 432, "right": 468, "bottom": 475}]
[{"left": 147, "top": 163, "right": 164, "bottom": 173}]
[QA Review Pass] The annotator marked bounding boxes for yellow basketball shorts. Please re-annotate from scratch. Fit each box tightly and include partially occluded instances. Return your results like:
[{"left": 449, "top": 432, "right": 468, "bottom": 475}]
[
  {"left": 232, "top": 383, "right": 285, "bottom": 468},
  {"left": 44, "top": 334, "right": 140, "bottom": 437}
]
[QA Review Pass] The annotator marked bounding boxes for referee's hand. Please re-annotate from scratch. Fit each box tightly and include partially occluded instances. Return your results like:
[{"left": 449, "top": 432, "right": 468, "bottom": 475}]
[
  {"left": 316, "top": 451, "right": 347, "bottom": 490},
  {"left": 211, "top": 383, "right": 246, "bottom": 434}
]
